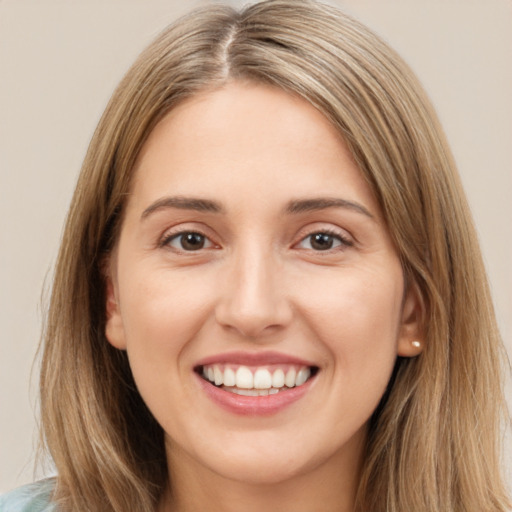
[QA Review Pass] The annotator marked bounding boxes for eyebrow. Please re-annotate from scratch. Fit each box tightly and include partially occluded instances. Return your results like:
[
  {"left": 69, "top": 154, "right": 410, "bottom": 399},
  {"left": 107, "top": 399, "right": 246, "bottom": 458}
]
[
  {"left": 285, "top": 198, "right": 374, "bottom": 219},
  {"left": 141, "top": 195, "right": 374, "bottom": 220},
  {"left": 141, "top": 196, "right": 224, "bottom": 219}
]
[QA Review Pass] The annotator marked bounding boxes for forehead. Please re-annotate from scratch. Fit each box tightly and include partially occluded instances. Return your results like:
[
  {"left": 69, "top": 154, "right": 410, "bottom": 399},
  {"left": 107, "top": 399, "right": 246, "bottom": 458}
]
[{"left": 127, "top": 81, "right": 378, "bottom": 217}]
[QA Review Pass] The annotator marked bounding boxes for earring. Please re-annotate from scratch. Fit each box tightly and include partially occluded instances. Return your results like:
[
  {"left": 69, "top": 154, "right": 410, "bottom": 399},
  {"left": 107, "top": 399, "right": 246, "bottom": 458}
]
[{"left": 411, "top": 340, "right": 421, "bottom": 349}]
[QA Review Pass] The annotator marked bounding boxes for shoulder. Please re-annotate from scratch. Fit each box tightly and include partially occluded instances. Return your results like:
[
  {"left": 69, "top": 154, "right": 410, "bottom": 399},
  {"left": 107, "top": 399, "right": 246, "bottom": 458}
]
[{"left": 0, "top": 480, "right": 56, "bottom": 512}]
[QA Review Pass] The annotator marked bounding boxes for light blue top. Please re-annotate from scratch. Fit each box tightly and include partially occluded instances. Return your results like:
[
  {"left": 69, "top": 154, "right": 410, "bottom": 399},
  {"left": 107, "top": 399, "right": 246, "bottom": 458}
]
[{"left": 0, "top": 480, "right": 56, "bottom": 512}]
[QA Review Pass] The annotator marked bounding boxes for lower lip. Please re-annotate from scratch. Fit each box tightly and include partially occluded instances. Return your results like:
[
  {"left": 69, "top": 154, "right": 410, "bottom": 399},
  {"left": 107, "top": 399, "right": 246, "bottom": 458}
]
[{"left": 196, "top": 373, "right": 315, "bottom": 416}]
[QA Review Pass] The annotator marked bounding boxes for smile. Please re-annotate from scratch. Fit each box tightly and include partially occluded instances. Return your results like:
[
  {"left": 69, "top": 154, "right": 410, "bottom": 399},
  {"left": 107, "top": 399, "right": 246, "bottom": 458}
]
[
  {"left": 199, "top": 364, "right": 317, "bottom": 396},
  {"left": 194, "top": 352, "right": 319, "bottom": 415}
]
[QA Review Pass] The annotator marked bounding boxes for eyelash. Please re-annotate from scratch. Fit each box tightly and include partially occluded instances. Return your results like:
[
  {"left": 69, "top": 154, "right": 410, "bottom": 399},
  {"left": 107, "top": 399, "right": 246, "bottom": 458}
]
[
  {"left": 295, "top": 229, "right": 353, "bottom": 252},
  {"left": 159, "top": 230, "right": 215, "bottom": 252},
  {"left": 159, "top": 228, "right": 353, "bottom": 253}
]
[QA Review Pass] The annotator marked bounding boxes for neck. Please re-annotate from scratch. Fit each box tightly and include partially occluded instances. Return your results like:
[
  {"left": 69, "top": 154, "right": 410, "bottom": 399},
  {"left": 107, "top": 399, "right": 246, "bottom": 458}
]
[{"left": 159, "top": 432, "right": 365, "bottom": 512}]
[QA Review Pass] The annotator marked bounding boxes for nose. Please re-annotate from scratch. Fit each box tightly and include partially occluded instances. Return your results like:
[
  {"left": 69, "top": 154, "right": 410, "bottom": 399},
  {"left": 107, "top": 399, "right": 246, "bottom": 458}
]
[{"left": 215, "top": 244, "right": 293, "bottom": 339}]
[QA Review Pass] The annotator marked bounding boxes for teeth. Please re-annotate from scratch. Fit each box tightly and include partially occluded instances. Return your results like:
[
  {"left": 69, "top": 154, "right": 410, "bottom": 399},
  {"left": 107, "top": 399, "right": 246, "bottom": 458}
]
[
  {"left": 201, "top": 363, "right": 315, "bottom": 392},
  {"left": 235, "top": 366, "right": 253, "bottom": 389},
  {"left": 285, "top": 368, "right": 296, "bottom": 387},
  {"left": 253, "top": 369, "right": 272, "bottom": 389},
  {"left": 224, "top": 367, "right": 236, "bottom": 387},
  {"left": 214, "top": 366, "right": 223, "bottom": 386},
  {"left": 296, "top": 367, "right": 311, "bottom": 386},
  {"left": 235, "top": 388, "right": 259, "bottom": 396},
  {"left": 272, "top": 368, "right": 285, "bottom": 388},
  {"left": 223, "top": 387, "right": 287, "bottom": 396}
]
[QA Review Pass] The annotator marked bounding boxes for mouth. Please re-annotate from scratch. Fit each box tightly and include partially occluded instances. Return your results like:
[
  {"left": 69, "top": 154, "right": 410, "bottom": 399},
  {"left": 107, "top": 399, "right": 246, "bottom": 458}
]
[{"left": 195, "top": 363, "right": 319, "bottom": 396}]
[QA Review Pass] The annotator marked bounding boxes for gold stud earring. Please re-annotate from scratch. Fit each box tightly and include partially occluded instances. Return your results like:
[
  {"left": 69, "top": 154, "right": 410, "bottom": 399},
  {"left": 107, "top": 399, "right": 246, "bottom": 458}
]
[{"left": 411, "top": 341, "right": 421, "bottom": 349}]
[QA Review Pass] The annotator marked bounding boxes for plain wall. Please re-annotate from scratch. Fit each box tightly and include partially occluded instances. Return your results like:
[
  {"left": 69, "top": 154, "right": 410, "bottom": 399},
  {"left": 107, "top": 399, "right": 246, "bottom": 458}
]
[{"left": 1, "top": 0, "right": 511, "bottom": 493}]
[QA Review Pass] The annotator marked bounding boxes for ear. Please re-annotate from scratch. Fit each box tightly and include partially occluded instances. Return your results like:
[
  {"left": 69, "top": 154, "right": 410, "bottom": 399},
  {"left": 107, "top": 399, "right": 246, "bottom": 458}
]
[
  {"left": 104, "top": 258, "right": 127, "bottom": 350},
  {"left": 397, "top": 280, "right": 425, "bottom": 357}
]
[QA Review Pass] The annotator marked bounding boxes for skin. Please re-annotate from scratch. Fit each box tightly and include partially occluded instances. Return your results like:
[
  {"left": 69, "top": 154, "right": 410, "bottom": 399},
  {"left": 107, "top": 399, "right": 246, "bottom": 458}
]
[{"left": 105, "top": 82, "right": 422, "bottom": 512}]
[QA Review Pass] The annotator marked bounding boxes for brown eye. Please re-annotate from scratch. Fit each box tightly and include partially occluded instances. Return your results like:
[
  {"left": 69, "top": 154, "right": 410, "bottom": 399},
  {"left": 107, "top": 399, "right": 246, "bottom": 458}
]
[
  {"left": 297, "top": 232, "right": 350, "bottom": 251},
  {"left": 310, "top": 233, "right": 336, "bottom": 250},
  {"left": 167, "top": 232, "right": 212, "bottom": 251}
]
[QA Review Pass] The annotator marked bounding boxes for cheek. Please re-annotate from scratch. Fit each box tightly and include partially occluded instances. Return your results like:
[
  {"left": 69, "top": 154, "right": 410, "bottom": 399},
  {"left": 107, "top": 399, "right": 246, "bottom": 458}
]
[
  {"left": 299, "top": 268, "right": 403, "bottom": 387},
  {"left": 116, "top": 268, "right": 212, "bottom": 429},
  {"left": 115, "top": 265, "right": 215, "bottom": 401},
  {"left": 119, "top": 264, "right": 213, "bottom": 344}
]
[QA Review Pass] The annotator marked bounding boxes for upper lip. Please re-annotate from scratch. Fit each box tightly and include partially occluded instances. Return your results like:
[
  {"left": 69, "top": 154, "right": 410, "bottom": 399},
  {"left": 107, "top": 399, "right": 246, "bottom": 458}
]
[{"left": 194, "top": 350, "right": 317, "bottom": 368}]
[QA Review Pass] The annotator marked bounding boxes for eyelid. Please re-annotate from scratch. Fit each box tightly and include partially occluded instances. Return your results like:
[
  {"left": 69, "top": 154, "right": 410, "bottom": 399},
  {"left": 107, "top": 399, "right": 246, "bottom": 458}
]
[
  {"left": 292, "top": 224, "right": 354, "bottom": 251},
  {"left": 158, "top": 224, "right": 220, "bottom": 251},
  {"left": 156, "top": 222, "right": 354, "bottom": 253},
  {"left": 167, "top": 232, "right": 214, "bottom": 251}
]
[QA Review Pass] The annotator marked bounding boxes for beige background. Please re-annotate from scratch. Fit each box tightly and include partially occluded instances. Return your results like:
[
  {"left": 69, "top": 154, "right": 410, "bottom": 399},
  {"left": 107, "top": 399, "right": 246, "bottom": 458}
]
[{"left": 1, "top": 0, "right": 511, "bottom": 494}]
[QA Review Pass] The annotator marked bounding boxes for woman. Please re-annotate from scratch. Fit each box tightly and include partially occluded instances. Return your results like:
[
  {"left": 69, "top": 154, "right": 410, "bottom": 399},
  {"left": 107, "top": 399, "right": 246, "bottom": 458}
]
[{"left": 1, "top": 0, "right": 509, "bottom": 511}]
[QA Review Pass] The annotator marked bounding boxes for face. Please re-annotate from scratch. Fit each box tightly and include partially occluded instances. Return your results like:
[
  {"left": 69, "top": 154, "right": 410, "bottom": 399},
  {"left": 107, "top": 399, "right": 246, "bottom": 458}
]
[{"left": 105, "top": 82, "right": 421, "bottom": 488}]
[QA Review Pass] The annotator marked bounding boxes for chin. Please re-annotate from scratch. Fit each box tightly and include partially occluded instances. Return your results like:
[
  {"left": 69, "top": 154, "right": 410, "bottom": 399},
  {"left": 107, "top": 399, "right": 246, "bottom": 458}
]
[
  {"left": 207, "top": 453, "right": 313, "bottom": 486},
  {"left": 189, "top": 429, "right": 351, "bottom": 487}
]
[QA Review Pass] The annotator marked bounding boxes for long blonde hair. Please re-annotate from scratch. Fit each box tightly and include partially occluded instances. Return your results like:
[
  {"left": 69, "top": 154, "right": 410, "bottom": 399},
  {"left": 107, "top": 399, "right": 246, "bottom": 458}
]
[{"left": 40, "top": 1, "right": 510, "bottom": 510}]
